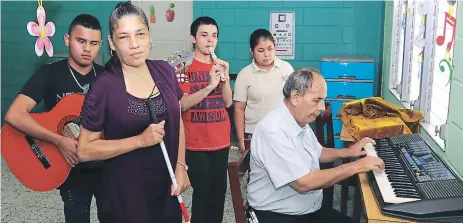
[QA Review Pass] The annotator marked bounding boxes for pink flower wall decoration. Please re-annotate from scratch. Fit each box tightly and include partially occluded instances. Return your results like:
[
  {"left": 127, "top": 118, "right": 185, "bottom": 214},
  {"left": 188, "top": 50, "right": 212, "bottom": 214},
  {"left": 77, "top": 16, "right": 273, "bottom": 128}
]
[{"left": 27, "top": 6, "right": 55, "bottom": 57}]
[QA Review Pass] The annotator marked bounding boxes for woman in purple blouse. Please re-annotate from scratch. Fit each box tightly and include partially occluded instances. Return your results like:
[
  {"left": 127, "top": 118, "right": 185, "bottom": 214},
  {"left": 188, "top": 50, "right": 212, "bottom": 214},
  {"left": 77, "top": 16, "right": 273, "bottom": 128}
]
[{"left": 77, "top": 2, "right": 190, "bottom": 223}]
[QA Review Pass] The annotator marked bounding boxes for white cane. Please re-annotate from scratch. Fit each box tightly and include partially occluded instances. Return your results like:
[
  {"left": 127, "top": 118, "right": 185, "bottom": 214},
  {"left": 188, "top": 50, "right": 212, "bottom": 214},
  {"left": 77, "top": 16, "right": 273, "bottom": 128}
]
[{"left": 146, "top": 99, "right": 190, "bottom": 223}]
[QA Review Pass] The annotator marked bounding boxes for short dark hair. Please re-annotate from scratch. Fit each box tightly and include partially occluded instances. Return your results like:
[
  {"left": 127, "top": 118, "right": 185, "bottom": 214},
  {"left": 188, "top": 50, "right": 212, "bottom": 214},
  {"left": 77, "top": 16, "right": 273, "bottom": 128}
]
[
  {"left": 67, "top": 14, "right": 102, "bottom": 35},
  {"left": 190, "top": 16, "right": 219, "bottom": 37},
  {"left": 250, "top": 29, "right": 274, "bottom": 51}
]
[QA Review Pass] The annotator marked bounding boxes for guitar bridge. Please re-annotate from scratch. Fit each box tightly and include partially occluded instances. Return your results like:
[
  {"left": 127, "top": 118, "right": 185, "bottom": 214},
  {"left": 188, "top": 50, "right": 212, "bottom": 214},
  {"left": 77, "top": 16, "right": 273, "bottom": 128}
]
[{"left": 25, "top": 135, "right": 51, "bottom": 169}]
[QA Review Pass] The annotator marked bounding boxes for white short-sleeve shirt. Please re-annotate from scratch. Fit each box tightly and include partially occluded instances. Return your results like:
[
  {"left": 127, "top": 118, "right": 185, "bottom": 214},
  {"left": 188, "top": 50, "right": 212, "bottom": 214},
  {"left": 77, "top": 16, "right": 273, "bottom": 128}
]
[
  {"left": 233, "top": 57, "right": 294, "bottom": 133},
  {"left": 247, "top": 101, "right": 324, "bottom": 215}
]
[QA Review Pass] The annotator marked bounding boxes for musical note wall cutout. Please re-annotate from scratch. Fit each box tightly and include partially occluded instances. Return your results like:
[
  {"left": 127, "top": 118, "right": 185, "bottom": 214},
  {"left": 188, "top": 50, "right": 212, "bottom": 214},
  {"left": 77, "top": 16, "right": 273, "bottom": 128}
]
[
  {"left": 439, "top": 58, "right": 453, "bottom": 86},
  {"left": 436, "top": 0, "right": 458, "bottom": 87},
  {"left": 436, "top": 12, "right": 457, "bottom": 52}
]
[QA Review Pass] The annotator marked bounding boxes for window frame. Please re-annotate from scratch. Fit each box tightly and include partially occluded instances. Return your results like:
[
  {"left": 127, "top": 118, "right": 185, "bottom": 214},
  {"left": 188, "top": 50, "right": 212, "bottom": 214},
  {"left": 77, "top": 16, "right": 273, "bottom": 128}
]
[{"left": 388, "top": 0, "right": 452, "bottom": 151}]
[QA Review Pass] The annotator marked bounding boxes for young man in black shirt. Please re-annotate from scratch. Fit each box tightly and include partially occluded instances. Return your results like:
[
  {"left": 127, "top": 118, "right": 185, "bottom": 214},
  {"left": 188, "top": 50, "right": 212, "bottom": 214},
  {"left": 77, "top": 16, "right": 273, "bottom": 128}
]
[{"left": 4, "top": 14, "right": 105, "bottom": 223}]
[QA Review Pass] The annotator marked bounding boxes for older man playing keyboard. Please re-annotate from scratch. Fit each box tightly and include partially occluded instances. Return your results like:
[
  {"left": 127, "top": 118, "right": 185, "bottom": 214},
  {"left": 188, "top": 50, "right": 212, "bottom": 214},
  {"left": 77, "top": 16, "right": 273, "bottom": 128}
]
[{"left": 247, "top": 68, "right": 385, "bottom": 223}]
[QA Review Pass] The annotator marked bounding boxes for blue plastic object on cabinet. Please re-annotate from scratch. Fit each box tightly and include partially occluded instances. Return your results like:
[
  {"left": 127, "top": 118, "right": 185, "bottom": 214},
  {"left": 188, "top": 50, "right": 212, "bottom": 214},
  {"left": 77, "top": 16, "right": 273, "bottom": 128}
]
[{"left": 321, "top": 56, "right": 375, "bottom": 149}]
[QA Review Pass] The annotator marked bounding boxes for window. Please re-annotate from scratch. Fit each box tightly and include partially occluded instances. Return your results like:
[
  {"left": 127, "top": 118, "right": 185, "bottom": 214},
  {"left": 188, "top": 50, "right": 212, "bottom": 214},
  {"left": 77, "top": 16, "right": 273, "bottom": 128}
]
[
  {"left": 410, "top": 2, "right": 423, "bottom": 103},
  {"left": 389, "top": 0, "right": 457, "bottom": 150},
  {"left": 390, "top": 0, "right": 406, "bottom": 91},
  {"left": 429, "top": 0, "right": 457, "bottom": 148}
]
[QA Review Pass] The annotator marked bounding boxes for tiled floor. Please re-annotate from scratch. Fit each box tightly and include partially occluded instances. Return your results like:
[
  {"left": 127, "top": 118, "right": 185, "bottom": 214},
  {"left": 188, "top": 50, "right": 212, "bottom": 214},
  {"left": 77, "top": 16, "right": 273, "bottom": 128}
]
[
  {"left": 1, "top": 147, "right": 353, "bottom": 223},
  {"left": 1, "top": 148, "right": 244, "bottom": 223}
]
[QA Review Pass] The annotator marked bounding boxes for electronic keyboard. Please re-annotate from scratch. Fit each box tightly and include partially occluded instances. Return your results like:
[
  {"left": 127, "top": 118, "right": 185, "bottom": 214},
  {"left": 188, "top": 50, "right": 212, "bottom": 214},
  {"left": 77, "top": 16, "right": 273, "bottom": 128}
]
[{"left": 364, "top": 133, "right": 463, "bottom": 222}]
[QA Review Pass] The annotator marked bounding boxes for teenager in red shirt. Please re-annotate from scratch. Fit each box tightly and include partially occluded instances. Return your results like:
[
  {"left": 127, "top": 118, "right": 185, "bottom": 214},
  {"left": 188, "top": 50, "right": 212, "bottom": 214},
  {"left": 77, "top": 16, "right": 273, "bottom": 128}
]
[{"left": 178, "top": 16, "right": 233, "bottom": 223}]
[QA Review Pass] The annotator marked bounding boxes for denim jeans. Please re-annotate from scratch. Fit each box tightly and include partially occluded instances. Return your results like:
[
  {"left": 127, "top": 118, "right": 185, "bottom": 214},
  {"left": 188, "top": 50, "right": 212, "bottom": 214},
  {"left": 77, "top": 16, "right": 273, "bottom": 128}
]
[
  {"left": 59, "top": 188, "right": 103, "bottom": 223},
  {"left": 243, "top": 133, "right": 253, "bottom": 172}
]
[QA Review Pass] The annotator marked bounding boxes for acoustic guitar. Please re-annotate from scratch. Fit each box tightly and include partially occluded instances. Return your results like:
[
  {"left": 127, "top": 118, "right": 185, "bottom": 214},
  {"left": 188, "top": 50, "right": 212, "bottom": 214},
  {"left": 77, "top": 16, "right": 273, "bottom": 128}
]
[{"left": 1, "top": 93, "right": 85, "bottom": 192}]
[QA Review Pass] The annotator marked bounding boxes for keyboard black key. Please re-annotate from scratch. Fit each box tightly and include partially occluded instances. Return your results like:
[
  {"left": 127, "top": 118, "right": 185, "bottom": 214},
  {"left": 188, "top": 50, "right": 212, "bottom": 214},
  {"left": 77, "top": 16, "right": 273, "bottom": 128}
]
[{"left": 367, "top": 133, "right": 463, "bottom": 221}]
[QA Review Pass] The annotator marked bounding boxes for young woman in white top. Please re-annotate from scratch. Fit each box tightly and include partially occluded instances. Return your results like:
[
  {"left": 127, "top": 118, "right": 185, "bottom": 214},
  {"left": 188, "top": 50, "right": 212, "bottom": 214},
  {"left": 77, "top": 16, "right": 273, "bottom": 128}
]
[{"left": 233, "top": 29, "right": 294, "bottom": 151}]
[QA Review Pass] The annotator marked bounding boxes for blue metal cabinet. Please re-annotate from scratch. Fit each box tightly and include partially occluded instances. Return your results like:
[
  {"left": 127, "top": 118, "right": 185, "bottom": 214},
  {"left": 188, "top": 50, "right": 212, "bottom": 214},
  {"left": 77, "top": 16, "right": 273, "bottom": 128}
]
[
  {"left": 321, "top": 56, "right": 375, "bottom": 148},
  {"left": 326, "top": 81, "right": 374, "bottom": 99},
  {"left": 320, "top": 61, "right": 374, "bottom": 80},
  {"left": 333, "top": 119, "right": 342, "bottom": 134},
  {"left": 334, "top": 138, "right": 343, "bottom": 148}
]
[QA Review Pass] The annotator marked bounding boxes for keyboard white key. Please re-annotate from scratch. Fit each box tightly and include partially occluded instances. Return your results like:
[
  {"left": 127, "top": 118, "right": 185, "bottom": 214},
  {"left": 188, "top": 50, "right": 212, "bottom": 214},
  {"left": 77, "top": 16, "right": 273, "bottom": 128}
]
[{"left": 364, "top": 143, "right": 421, "bottom": 204}]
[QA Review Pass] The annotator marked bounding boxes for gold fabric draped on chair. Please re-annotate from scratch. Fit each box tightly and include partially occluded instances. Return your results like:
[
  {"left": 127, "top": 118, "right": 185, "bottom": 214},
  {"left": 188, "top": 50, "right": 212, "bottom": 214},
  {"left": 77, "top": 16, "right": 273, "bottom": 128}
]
[{"left": 339, "top": 97, "right": 424, "bottom": 141}]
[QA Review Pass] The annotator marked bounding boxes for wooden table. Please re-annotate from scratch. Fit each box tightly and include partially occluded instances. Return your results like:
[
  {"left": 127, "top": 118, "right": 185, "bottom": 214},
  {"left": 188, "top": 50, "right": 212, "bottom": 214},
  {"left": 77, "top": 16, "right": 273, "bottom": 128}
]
[{"left": 358, "top": 173, "right": 433, "bottom": 223}]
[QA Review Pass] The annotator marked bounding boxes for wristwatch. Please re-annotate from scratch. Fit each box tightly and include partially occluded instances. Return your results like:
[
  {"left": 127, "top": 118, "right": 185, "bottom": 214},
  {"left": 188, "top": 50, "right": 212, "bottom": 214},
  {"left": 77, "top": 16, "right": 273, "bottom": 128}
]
[{"left": 177, "top": 161, "right": 188, "bottom": 171}]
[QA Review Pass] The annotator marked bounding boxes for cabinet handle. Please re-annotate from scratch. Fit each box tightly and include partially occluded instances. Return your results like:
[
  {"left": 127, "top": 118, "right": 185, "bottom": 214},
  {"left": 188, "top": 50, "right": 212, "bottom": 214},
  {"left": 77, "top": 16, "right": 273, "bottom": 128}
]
[
  {"left": 337, "top": 95, "right": 356, "bottom": 99},
  {"left": 338, "top": 76, "right": 356, "bottom": 80}
]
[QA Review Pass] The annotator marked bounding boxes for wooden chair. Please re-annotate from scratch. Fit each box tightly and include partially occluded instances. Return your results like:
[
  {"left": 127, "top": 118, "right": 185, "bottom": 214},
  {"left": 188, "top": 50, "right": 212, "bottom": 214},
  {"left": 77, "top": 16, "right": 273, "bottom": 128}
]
[
  {"left": 228, "top": 139, "right": 251, "bottom": 223},
  {"left": 315, "top": 103, "right": 336, "bottom": 208},
  {"left": 315, "top": 103, "right": 362, "bottom": 222}
]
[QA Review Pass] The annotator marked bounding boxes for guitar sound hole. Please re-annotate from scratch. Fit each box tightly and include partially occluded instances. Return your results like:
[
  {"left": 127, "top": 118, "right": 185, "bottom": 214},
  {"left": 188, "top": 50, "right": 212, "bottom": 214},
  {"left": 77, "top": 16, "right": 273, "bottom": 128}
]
[
  {"left": 63, "top": 123, "right": 80, "bottom": 139},
  {"left": 57, "top": 115, "right": 81, "bottom": 140}
]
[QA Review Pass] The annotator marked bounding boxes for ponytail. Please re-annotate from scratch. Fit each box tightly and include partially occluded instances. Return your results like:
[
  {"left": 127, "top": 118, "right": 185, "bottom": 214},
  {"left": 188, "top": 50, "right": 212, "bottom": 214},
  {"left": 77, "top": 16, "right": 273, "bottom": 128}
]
[{"left": 105, "top": 49, "right": 121, "bottom": 72}]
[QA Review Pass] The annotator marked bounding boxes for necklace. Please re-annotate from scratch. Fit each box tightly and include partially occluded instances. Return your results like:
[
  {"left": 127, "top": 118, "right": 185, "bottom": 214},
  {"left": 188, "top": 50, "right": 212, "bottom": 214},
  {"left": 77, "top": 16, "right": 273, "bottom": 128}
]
[{"left": 68, "top": 64, "right": 96, "bottom": 94}]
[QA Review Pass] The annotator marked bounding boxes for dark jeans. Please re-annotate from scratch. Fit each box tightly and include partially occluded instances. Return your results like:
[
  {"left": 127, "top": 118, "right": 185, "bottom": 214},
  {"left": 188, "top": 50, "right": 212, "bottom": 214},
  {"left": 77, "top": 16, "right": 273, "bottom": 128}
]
[
  {"left": 244, "top": 133, "right": 253, "bottom": 140},
  {"left": 186, "top": 148, "right": 230, "bottom": 223},
  {"left": 242, "top": 133, "right": 253, "bottom": 175},
  {"left": 98, "top": 200, "right": 182, "bottom": 223},
  {"left": 253, "top": 207, "right": 356, "bottom": 223},
  {"left": 59, "top": 187, "right": 103, "bottom": 223}
]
